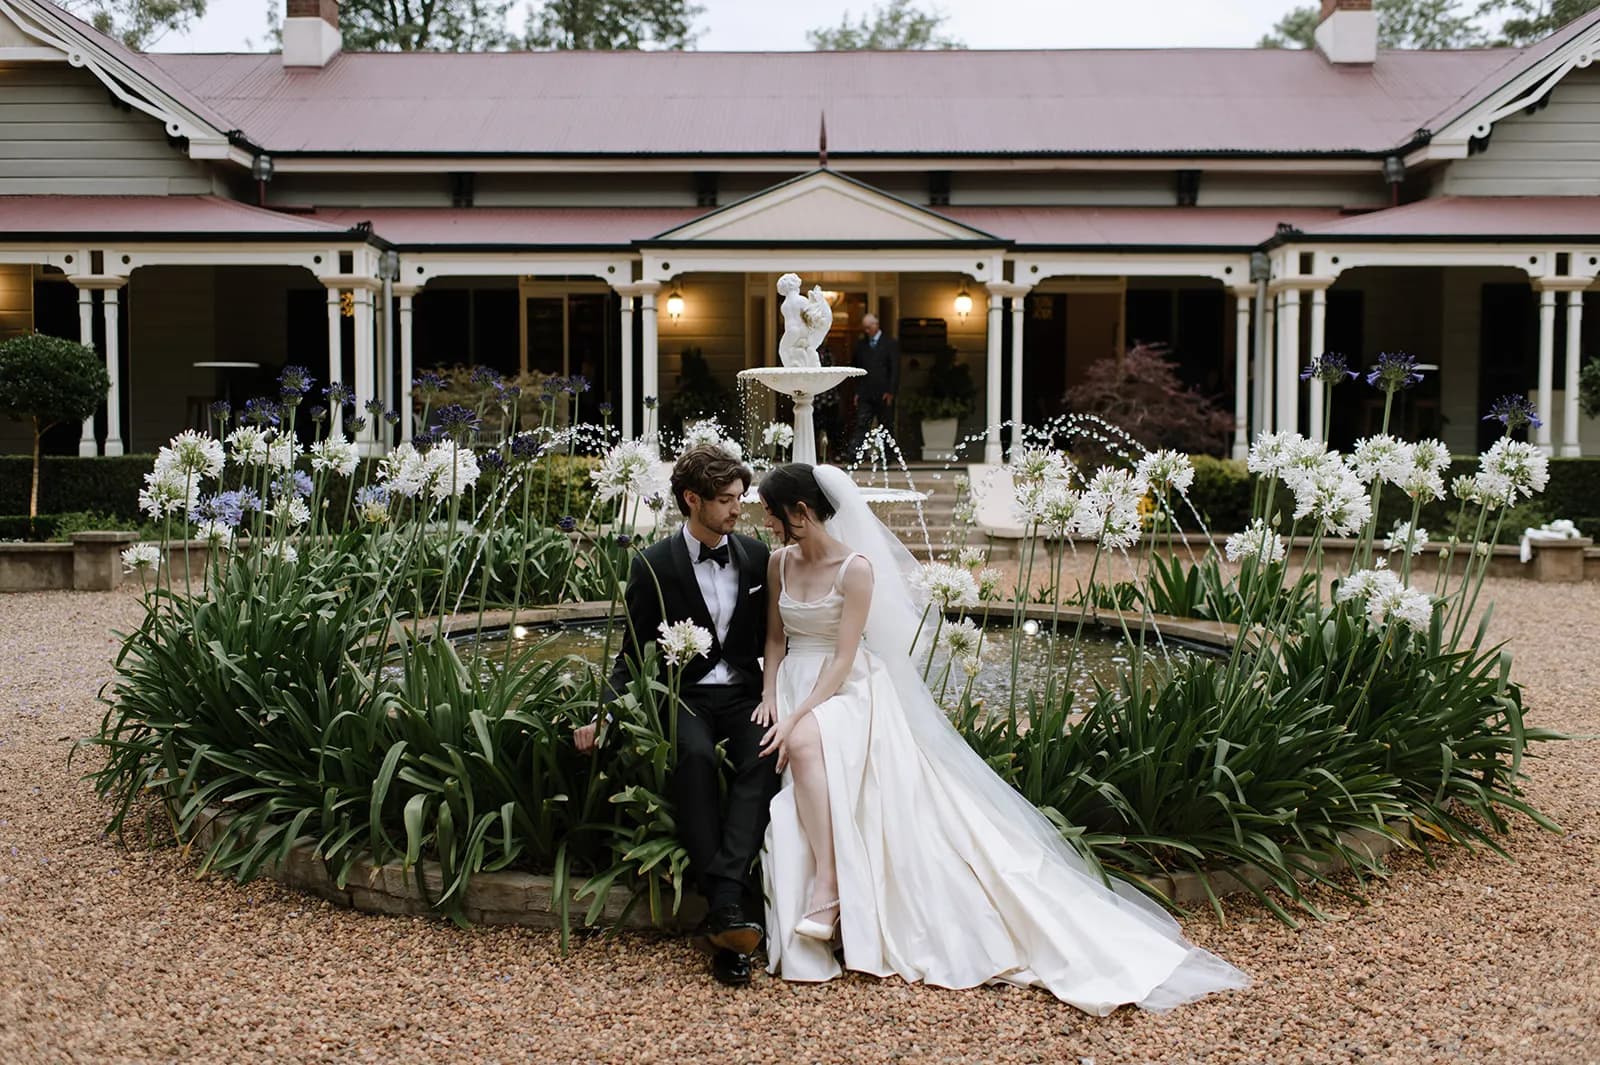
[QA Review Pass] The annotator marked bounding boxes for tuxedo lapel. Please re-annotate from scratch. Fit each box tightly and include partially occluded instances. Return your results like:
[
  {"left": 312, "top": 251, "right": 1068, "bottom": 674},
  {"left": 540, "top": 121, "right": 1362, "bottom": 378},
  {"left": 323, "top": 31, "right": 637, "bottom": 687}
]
[
  {"left": 726, "top": 535, "right": 758, "bottom": 627},
  {"left": 667, "top": 528, "right": 718, "bottom": 638}
]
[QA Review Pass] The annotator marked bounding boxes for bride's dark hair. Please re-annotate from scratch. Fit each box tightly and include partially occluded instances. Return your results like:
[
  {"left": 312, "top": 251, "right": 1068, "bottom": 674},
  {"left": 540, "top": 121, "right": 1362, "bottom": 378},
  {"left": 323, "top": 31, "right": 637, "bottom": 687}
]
[{"left": 759, "top": 463, "right": 837, "bottom": 539}]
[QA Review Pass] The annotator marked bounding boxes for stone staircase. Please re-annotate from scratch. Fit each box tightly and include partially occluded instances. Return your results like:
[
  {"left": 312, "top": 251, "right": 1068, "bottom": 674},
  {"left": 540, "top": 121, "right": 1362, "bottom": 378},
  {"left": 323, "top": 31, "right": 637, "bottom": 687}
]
[{"left": 848, "top": 462, "right": 976, "bottom": 561}]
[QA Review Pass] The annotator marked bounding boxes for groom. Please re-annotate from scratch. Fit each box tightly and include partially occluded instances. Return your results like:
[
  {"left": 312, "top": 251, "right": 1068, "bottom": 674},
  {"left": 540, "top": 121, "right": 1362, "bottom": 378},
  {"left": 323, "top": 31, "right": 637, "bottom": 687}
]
[{"left": 575, "top": 444, "right": 779, "bottom": 987}]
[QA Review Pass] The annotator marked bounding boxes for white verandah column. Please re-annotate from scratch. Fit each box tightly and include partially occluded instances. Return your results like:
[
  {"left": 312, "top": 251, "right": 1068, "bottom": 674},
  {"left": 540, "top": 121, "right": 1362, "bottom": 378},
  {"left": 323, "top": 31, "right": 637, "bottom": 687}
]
[
  {"left": 102, "top": 283, "right": 125, "bottom": 456},
  {"left": 1009, "top": 285, "right": 1028, "bottom": 459},
  {"left": 1276, "top": 288, "right": 1301, "bottom": 435},
  {"left": 983, "top": 284, "right": 1005, "bottom": 464},
  {"left": 1231, "top": 287, "right": 1252, "bottom": 460},
  {"left": 614, "top": 284, "right": 639, "bottom": 441},
  {"left": 1536, "top": 285, "right": 1557, "bottom": 455},
  {"left": 76, "top": 285, "right": 97, "bottom": 455},
  {"left": 1562, "top": 289, "right": 1584, "bottom": 457},
  {"left": 395, "top": 286, "right": 419, "bottom": 443},
  {"left": 352, "top": 285, "right": 378, "bottom": 455},
  {"left": 1259, "top": 293, "right": 1277, "bottom": 436},
  {"left": 1306, "top": 285, "right": 1328, "bottom": 445},
  {"left": 325, "top": 284, "right": 345, "bottom": 439},
  {"left": 637, "top": 281, "right": 661, "bottom": 453}
]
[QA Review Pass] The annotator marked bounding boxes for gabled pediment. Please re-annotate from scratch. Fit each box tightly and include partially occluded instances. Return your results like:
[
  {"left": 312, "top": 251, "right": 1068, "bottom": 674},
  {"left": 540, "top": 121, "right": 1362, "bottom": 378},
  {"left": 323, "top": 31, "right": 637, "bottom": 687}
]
[{"left": 651, "top": 170, "right": 1002, "bottom": 244}]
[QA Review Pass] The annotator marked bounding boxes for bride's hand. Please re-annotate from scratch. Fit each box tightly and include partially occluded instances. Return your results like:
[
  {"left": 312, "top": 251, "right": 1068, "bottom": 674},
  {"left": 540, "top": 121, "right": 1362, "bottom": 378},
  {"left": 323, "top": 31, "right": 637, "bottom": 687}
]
[
  {"left": 760, "top": 716, "right": 795, "bottom": 769},
  {"left": 751, "top": 697, "right": 778, "bottom": 727}
]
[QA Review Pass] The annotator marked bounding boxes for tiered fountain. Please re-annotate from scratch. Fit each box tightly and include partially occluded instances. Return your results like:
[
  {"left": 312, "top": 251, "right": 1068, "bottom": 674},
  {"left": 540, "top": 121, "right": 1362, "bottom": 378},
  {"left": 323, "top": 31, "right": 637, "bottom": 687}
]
[{"left": 738, "top": 273, "right": 926, "bottom": 506}]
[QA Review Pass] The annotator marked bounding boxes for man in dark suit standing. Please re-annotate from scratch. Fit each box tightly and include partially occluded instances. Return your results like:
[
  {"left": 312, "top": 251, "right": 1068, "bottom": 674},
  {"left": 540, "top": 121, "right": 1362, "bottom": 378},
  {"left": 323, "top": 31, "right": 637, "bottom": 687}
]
[
  {"left": 574, "top": 445, "right": 777, "bottom": 988},
  {"left": 848, "top": 313, "right": 901, "bottom": 459}
]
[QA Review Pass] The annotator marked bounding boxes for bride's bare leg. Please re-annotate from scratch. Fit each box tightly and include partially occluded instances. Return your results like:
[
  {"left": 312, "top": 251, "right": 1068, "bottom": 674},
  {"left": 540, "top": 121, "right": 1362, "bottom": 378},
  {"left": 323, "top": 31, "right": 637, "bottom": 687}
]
[{"left": 787, "top": 714, "right": 839, "bottom": 917}]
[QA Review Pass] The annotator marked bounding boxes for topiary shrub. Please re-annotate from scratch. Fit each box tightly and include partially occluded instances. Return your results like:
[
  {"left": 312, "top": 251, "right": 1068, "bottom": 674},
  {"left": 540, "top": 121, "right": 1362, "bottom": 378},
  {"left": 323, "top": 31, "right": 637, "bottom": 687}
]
[{"left": 0, "top": 334, "right": 109, "bottom": 520}]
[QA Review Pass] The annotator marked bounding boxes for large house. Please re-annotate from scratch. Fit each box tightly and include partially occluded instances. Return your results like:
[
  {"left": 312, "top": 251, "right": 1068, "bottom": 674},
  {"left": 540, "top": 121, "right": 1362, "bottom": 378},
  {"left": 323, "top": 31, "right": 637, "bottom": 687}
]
[{"left": 2, "top": 0, "right": 1599, "bottom": 463}]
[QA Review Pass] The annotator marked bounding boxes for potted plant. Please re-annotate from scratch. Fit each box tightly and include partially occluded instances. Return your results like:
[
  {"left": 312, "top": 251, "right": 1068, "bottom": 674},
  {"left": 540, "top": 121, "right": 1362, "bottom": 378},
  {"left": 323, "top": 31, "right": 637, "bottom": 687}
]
[{"left": 903, "top": 347, "right": 976, "bottom": 460}]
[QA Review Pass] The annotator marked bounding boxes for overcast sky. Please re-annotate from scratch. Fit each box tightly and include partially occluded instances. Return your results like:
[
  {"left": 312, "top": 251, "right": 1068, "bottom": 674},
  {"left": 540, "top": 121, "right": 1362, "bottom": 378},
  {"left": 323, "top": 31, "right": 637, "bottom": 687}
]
[{"left": 149, "top": 0, "right": 1302, "bottom": 53}]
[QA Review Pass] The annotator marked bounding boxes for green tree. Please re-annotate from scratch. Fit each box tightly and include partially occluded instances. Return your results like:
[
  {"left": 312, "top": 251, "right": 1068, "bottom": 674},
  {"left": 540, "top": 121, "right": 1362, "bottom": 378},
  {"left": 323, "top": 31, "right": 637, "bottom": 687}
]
[
  {"left": 335, "top": 0, "right": 515, "bottom": 51},
  {"left": 52, "top": 0, "right": 206, "bottom": 49},
  {"left": 1259, "top": 0, "right": 1485, "bottom": 48},
  {"left": 525, "top": 0, "right": 704, "bottom": 49},
  {"left": 807, "top": 0, "right": 965, "bottom": 50},
  {"left": 0, "top": 334, "right": 110, "bottom": 522},
  {"left": 1481, "top": 0, "right": 1600, "bottom": 45}
]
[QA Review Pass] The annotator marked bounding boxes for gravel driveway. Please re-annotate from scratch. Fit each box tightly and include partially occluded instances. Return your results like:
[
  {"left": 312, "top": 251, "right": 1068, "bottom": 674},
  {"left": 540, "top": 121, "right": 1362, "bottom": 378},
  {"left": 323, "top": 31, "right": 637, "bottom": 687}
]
[{"left": 1, "top": 581, "right": 1595, "bottom": 1064}]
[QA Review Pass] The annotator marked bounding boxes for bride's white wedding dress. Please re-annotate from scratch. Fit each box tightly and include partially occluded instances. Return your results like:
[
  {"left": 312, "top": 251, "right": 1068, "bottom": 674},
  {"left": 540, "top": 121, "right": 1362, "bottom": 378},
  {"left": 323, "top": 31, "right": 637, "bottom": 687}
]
[{"left": 760, "top": 467, "right": 1249, "bottom": 1015}]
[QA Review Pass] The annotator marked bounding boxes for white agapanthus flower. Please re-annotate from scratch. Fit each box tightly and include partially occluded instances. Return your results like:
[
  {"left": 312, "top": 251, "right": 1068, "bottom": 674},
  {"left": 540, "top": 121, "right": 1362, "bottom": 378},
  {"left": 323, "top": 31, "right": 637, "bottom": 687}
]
[
  {"left": 1350, "top": 435, "right": 1415, "bottom": 488},
  {"left": 1384, "top": 521, "right": 1429, "bottom": 556},
  {"left": 1077, "top": 467, "right": 1148, "bottom": 549},
  {"left": 681, "top": 419, "right": 742, "bottom": 459},
  {"left": 951, "top": 499, "right": 977, "bottom": 525},
  {"left": 261, "top": 541, "right": 299, "bottom": 565},
  {"left": 657, "top": 619, "right": 713, "bottom": 667},
  {"left": 1292, "top": 463, "right": 1371, "bottom": 537},
  {"left": 1336, "top": 568, "right": 1434, "bottom": 634},
  {"left": 1224, "top": 518, "right": 1285, "bottom": 564},
  {"left": 1470, "top": 470, "right": 1517, "bottom": 510},
  {"left": 1135, "top": 449, "right": 1195, "bottom": 495},
  {"left": 309, "top": 437, "right": 360, "bottom": 478},
  {"left": 1009, "top": 445, "right": 1072, "bottom": 487},
  {"left": 956, "top": 546, "right": 986, "bottom": 570},
  {"left": 195, "top": 519, "right": 234, "bottom": 547},
  {"left": 1279, "top": 444, "right": 1343, "bottom": 499},
  {"left": 918, "top": 563, "right": 979, "bottom": 608},
  {"left": 138, "top": 470, "right": 199, "bottom": 520},
  {"left": 591, "top": 439, "right": 665, "bottom": 503},
  {"left": 960, "top": 655, "right": 982, "bottom": 679},
  {"left": 422, "top": 442, "right": 482, "bottom": 503},
  {"left": 762, "top": 422, "right": 796, "bottom": 450},
  {"left": 1481, "top": 437, "right": 1549, "bottom": 501},
  {"left": 1411, "top": 438, "right": 1452, "bottom": 474},
  {"left": 378, "top": 443, "right": 429, "bottom": 499},
  {"left": 273, "top": 496, "right": 311, "bottom": 529},
  {"left": 1247, "top": 431, "right": 1312, "bottom": 477},
  {"left": 1396, "top": 463, "right": 1445, "bottom": 502},
  {"left": 120, "top": 542, "right": 161, "bottom": 573},
  {"left": 976, "top": 567, "right": 1005, "bottom": 602},
  {"left": 154, "top": 430, "right": 225, "bottom": 481},
  {"left": 941, "top": 617, "right": 982, "bottom": 658},
  {"left": 1040, "top": 485, "right": 1083, "bottom": 535},
  {"left": 225, "top": 425, "right": 268, "bottom": 466}
]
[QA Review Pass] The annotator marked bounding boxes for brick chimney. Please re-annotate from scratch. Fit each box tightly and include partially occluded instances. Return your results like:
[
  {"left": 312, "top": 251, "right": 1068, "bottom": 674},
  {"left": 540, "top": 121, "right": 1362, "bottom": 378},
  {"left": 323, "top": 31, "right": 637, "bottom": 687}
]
[
  {"left": 283, "top": 0, "right": 341, "bottom": 68},
  {"left": 1315, "top": 0, "right": 1377, "bottom": 64}
]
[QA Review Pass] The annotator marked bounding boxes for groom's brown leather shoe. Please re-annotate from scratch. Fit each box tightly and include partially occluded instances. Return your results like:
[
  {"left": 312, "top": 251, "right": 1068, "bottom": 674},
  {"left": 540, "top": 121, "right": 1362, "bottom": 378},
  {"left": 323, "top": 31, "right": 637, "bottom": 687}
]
[{"left": 711, "top": 948, "right": 752, "bottom": 987}]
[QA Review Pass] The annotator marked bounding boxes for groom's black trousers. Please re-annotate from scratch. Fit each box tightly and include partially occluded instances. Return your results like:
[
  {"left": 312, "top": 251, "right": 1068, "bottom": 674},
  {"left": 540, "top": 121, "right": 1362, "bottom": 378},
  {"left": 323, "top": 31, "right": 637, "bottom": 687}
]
[{"left": 676, "top": 683, "right": 781, "bottom": 913}]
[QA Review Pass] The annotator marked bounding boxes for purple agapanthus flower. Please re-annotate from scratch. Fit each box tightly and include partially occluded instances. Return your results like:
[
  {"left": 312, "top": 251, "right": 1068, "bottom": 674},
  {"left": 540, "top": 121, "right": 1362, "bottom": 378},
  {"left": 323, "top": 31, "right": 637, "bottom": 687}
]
[
  {"left": 431, "top": 403, "right": 481, "bottom": 439},
  {"left": 355, "top": 484, "right": 389, "bottom": 508},
  {"left": 277, "top": 364, "right": 315, "bottom": 400},
  {"left": 413, "top": 371, "right": 445, "bottom": 394},
  {"left": 568, "top": 375, "right": 591, "bottom": 394},
  {"left": 480, "top": 449, "right": 506, "bottom": 473},
  {"left": 1483, "top": 393, "right": 1543, "bottom": 431},
  {"left": 308, "top": 405, "right": 328, "bottom": 424},
  {"left": 557, "top": 515, "right": 577, "bottom": 532},
  {"left": 274, "top": 469, "right": 313, "bottom": 499},
  {"left": 323, "top": 382, "right": 353, "bottom": 407},
  {"left": 1300, "top": 352, "right": 1359, "bottom": 386},
  {"left": 598, "top": 401, "right": 614, "bottom": 417},
  {"left": 198, "top": 488, "right": 261, "bottom": 527},
  {"left": 413, "top": 429, "right": 437, "bottom": 449},
  {"left": 242, "top": 397, "right": 280, "bottom": 427},
  {"left": 643, "top": 395, "right": 658, "bottom": 410},
  {"left": 1365, "top": 351, "right": 1424, "bottom": 393},
  {"left": 470, "top": 365, "right": 500, "bottom": 387},
  {"left": 347, "top": 414, "right": 368, "bottom": 434},
  {"left": 364, "top": 398, "right": 385, "bottom": 417},
  {"left": 383, "top": 409, "right": 400, "bottom": 426},
  {"left": 510, "top": 434, "right": 542, "bottom": 461}
]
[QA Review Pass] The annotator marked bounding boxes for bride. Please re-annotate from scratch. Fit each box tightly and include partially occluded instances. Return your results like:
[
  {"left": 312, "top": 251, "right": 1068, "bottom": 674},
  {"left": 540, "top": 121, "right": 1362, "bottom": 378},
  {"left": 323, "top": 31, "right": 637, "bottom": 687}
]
[{"left": 750, "top": 463, "right": 1249, "bottom": 1015}]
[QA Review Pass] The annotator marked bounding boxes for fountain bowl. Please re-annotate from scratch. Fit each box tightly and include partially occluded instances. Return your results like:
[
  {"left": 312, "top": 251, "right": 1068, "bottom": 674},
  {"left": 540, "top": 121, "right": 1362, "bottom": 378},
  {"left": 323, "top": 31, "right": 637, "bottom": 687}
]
[{"left": 737, "top": 365, "right": 864, "bottom": 398}]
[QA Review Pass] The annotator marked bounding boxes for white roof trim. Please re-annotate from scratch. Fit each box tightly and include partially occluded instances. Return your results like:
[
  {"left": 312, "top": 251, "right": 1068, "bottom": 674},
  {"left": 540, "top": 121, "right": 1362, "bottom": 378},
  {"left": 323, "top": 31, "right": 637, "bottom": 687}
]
[
  {"left": 1429, "top": 15, "right": 1600, "bottom": 151},
  {"left": 651, "top": 170, "right": 1001, "bottom": 245},
  {"left": 0, "top": 0, "right": 231, "bottom": 155}
]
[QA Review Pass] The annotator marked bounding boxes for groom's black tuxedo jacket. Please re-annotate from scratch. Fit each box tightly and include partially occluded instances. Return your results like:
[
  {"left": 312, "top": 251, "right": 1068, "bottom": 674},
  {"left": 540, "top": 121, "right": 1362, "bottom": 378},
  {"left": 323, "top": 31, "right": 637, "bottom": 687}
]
[{"left": 605, "top": 529, "right": 770, "bottom": 702}]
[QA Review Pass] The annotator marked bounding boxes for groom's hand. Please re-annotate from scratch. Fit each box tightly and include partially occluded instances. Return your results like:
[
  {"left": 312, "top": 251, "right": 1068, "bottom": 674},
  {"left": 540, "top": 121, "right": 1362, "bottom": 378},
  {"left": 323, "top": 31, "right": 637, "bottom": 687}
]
[{"left": 574, "top": 721, "right": 600, "bottom": 754}]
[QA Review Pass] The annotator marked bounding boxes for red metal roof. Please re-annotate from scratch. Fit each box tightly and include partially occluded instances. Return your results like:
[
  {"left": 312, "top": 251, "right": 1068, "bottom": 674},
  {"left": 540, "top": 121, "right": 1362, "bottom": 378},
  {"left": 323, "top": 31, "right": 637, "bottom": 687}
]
[
  {"left": 1294, "top": 196, "right": 1600, "bottom": 239},
  {"left": 312, "top": 206, "right": 707, "bottom": 247},
  {"left": 147, "top": 47, "right": 1526, "bottom": 157},
  {"left": 940, "top": 206, "right": 1344, "bottom": 248},
  {"left": 0, "top": 195, "right": 358, "bottom": 237}
]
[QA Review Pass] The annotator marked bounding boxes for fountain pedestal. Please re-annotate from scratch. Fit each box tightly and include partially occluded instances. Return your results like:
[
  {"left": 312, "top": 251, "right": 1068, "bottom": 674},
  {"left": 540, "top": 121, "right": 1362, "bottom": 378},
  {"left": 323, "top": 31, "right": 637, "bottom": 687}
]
[{"left": 737, "top": 365, "right": 865, "bottom": 466}]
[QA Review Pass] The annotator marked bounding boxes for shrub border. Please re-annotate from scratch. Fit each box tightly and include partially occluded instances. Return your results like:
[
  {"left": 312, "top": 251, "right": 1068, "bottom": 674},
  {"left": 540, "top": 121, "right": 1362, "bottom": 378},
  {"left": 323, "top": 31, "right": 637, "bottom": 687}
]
[{"left": 172, "top": 600, "right": 1417, "bottom": 931}]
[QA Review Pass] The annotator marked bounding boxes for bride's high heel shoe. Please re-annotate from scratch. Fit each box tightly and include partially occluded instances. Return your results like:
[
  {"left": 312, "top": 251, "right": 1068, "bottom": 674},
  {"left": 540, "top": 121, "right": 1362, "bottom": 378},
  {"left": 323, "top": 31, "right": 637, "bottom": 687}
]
[{"left": 795, "top": 900, "right": 840, "bottom": 941}]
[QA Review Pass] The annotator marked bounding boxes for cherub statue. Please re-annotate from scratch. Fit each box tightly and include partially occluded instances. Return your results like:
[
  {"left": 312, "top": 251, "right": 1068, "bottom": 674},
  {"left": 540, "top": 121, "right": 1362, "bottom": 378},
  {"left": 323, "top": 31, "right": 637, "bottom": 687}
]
[{"left": 776, "top": 272, "right": 832, "bottom": 368}]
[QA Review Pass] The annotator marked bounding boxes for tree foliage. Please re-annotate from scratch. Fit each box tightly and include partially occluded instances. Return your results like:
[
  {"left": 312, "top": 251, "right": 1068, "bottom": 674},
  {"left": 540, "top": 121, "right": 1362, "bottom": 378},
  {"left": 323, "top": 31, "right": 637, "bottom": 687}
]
[
  {"left": 525, "top": 0, "right": 704, "bottom": 49},
  {"left": 1064, "top": 344, "right": 1235, "bottom": 457},
  {"left": 1259, "top": 0, "right": 1600, "bottom": 49},
  {"left": 0, "top": 333, "right": 109, "bottom": 520},
  {"left": 52, "top": 0, "right": 206, "bottom": 49},
  {"left": 807, "top": 0, "right": 964, "bottom": 50},
  {"left": 333, "top": 0, "right": 516, "bottom": 51}
]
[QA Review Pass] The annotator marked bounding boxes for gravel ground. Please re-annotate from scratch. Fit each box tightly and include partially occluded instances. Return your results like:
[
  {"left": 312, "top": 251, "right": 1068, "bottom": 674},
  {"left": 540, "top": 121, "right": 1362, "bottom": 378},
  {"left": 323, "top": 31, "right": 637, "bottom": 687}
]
[{"left": 1, "top": 579, "right": 1596, "bottom": 1065}]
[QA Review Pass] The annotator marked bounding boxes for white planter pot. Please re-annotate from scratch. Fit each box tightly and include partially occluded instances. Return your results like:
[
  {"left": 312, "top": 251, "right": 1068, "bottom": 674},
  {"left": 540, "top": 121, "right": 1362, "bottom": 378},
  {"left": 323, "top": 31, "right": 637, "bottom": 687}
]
[{"left": 920, "top": 417, "right": 960, "bottom": 461}]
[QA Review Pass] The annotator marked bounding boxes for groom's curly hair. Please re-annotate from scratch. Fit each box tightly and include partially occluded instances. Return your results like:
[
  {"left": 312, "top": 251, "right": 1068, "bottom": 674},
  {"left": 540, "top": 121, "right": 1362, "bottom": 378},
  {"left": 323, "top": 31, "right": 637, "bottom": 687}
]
[{"left": 671, "top": 445, "right": 752, "bottom": 515}]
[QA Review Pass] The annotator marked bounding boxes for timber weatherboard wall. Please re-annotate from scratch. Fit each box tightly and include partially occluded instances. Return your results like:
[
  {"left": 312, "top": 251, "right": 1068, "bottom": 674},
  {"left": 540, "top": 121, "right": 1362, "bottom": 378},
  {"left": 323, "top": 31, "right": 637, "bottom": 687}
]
[
  {"left": 0, "top": 63, "right": 216, "bottom": 195},
  {"left": 1440, "top": 65, "right": 1600, "bottom": 197}
]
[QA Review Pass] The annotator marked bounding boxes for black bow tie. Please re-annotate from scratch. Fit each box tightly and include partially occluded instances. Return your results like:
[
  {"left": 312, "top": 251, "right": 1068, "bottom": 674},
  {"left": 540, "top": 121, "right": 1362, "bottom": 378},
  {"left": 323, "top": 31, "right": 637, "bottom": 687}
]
[{"left": 697, "top": 542, "right": 730, "bottom": 568}]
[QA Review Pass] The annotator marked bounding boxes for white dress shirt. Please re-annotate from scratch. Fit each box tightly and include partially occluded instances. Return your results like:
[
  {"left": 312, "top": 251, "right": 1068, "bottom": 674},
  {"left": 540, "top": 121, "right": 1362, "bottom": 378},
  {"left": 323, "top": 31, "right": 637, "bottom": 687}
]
[{"left": 683, "top": 524, "right": 739, "bottom": 685}]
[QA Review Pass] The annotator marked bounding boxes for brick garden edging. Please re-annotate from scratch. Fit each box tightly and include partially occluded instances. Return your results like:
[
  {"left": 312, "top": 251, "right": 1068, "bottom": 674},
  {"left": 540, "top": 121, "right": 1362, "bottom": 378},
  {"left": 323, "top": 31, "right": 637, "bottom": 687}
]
[{"left": 173, "top": 601, "right": 1418, "bottom": 931}]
